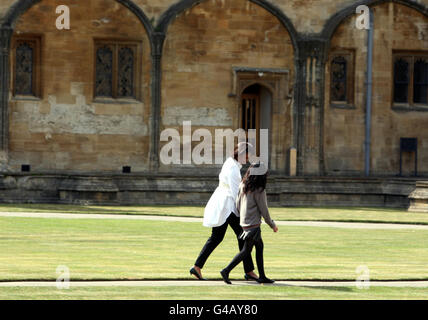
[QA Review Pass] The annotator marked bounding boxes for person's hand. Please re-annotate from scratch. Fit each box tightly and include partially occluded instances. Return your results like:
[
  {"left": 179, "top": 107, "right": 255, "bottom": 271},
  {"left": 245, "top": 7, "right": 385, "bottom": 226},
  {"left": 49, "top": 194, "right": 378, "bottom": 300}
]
[{"left": 273, "top": 225, "right": 278, "bottom": 233}]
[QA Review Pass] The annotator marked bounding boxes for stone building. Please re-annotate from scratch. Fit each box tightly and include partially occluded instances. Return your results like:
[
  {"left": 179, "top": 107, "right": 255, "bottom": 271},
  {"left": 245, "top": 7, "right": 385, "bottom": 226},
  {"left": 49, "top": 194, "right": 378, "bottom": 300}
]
[{"left": 0, "top": 0, "right": 427, "bottom": 208}]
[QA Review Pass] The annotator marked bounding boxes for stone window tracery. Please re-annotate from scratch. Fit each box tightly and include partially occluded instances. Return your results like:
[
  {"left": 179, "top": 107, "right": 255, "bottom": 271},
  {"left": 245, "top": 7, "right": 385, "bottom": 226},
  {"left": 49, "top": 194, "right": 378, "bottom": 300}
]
[
  {"left": 94, "top": 40, "right": 140, "bottom": 100},
  {"left": 12, "top": 36, "right": 41, "bottom": 98},
  {"left": 329, "top": 50, "right": 354, "bottom": 107}
]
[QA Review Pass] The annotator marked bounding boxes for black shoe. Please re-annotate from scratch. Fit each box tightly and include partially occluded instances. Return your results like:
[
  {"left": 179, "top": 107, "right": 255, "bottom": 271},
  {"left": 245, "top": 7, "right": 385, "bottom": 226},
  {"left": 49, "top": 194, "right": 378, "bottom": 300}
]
[
  {"left": 257, "top": 277, "right": 275, "bottom": 284},
  {"left": 220, "top": 269, "right": 232, "bottom": 285},
  {"left": 190, "top": 267, "right": 206, "bottom": 280},
  {"left": 244, "top": 273, "right": 259, "bottom": 281}
]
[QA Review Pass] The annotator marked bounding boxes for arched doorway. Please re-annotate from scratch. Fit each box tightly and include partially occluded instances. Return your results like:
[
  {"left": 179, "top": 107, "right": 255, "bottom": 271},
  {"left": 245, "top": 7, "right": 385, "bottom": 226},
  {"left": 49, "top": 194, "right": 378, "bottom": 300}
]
[{"left": 240, "top": 83, "right": 272, "bottom": 161}]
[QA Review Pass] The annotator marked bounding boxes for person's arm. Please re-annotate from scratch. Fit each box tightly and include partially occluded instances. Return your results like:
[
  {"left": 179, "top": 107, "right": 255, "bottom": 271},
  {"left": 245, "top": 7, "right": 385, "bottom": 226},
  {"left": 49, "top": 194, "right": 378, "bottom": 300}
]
[
  {"left": 255, "top": 189, "right": 276, "bottom": 230},
  {"left": 235, "top": 184, "right": 242, "bottom": 215}
]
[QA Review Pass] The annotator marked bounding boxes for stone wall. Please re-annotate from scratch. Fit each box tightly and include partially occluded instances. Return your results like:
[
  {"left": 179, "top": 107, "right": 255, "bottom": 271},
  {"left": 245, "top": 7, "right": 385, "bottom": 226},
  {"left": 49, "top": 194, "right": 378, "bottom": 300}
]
[
  {"left": 104, "top": 0, "right": 428, "bottom": 34},
  {"left": 0, "top": 0, "right": 427, "bottom": 178},
  {"left": 7, "top": 0, "right": 152, "bottom": 172},
  {"left": 0, "top": 172, "right": 416, "bottom": 208},
  {"left": 325, "top": 2, "right": 428, "bottom": 176},
  {"left": 2, "top": 0, "right": 428, "bottom": 33},
  {"left": 160, "top": 0, "right": 295, "bottom": 172}
]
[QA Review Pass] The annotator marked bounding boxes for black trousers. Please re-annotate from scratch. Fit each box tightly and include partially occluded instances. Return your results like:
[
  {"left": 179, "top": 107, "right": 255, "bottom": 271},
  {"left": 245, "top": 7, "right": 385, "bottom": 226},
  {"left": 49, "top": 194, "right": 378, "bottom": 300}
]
[
  {"left": 223, "top": 227, "right": 266, "bottom": 278},
  {"left": 194, "top": 213, "right": 255, "bottom": 273}
]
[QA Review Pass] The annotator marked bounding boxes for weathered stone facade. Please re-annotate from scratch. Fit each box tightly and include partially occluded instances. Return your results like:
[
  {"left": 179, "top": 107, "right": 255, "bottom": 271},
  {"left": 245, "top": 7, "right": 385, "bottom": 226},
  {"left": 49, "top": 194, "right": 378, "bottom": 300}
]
[
  {"left": 5, "top": 0, "right": 152, "bottom": 172},
  {"left": 0, "top": 0, "right": 427, "bottom": 207},
  {"left": 325, "top": 2, "right": 428, "bottom": 176},
  {"left": 160, "top": 0, "right": 295, "bottom": 173}
]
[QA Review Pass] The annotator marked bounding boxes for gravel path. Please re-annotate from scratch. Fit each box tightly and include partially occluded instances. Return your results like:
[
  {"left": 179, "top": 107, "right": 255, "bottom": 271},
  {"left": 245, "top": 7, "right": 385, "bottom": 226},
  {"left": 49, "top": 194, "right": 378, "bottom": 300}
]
[
  {"left": 1, "top": 280, "right": 427, "bottom": 288},
  {"left": 1, "top": 211, "right": 428, "bottom": 230}
]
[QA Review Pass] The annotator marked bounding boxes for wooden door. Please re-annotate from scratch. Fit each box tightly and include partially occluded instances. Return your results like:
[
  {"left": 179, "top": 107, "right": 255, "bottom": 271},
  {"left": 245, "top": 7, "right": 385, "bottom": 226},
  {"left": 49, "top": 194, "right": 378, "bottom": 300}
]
[{"left": 241, "top": 94, "right": 260, "bottom": 155}]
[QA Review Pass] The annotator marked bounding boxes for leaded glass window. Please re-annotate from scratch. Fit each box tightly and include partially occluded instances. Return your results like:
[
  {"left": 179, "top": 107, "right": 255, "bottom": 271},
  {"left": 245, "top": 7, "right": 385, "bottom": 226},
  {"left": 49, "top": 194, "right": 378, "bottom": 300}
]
[
  {"left": 329, "top": 50, "right": 354, "bottom": 106},
  {"left": 118, "top": 47, "right": 134, "bottom": 98},
  {"left": 15, "top": 43, "right": 33, "bottom": 95},
  {"left": 331, "top": 56, "right": 347, "bottom": 102},
  {"left": 12, "top": 37, "right": 41, "bottom": 97},
  {"left": 94, "top": 41, "right": 139, "bottom": 100},
  {"left": 95, "top": 46, "right": 113, "bottom": 97}
]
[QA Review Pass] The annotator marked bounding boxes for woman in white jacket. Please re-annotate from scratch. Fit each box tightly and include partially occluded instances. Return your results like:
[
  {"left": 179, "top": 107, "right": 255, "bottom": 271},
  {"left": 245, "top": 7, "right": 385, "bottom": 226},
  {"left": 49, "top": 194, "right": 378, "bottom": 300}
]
[{"left": 190, "top": 143, "right": 258, "bottom": 281}]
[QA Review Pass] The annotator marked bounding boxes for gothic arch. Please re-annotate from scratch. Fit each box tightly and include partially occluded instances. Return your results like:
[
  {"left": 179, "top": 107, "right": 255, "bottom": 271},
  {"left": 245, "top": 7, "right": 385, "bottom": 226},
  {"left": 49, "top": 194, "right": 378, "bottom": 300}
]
[
  {"left": 240, "top": 81, "right": 274, "bottom": 97},
  {"left": 0, "top": 0, "right": 155, "bottom": 153},
  {"left": 156, "top": 0, "right": 299, "bottom": 53},
  {"left": 1, "top": 0, "right": 154, "bottom": 41},
  {"left": 321, "top": 0, "right": 428, "bottom": 41}
]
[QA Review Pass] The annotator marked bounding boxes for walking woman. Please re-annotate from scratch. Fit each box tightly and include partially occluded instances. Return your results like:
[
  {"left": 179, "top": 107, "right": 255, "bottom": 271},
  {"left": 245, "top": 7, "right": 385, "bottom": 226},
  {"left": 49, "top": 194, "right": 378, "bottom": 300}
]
[
  {"left": 220, "top": 162, "right": 278, "bottom": 284},
  {"left": 190, "top": 142, "right": 259, "bottom": 281}
]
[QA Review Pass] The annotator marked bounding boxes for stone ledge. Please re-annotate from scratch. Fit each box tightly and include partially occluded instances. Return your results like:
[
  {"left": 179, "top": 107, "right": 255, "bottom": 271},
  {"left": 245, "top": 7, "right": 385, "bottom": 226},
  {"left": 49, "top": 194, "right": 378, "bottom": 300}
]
[
  {"left": 391, "top": 105, "right": 428, "bottom": 112},
  {"left": 330, "top": 103, "right": 356, "bottom": 110},
  {"left": 0, "top": 173, "right": 424, "bottom": 207},
  {"left": 408, "top": 181, "right": 428, "bottom": 213},
  {"left": 59, "top": 177, "right": 119, "bottom": 192}
]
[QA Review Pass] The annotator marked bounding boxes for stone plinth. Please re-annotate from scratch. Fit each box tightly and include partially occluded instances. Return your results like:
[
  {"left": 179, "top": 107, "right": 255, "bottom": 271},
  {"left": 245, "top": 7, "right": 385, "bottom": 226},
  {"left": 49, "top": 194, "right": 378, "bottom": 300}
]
[
  {"left": 408, "top": 182, "right": 428, "bottom": 213},
  {"left": 0, "top": 173, "right": 422, "bottom": 208},
  {"left": 59, "top": 177, "right": 119, "bottom": 205}
]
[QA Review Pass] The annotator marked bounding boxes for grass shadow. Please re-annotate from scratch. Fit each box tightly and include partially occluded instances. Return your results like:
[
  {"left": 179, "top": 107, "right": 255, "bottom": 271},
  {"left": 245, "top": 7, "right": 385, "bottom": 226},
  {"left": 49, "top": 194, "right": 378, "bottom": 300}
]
[
  {"left": 283, "top": 284, "right": 354, "bottom": 292},
  {"left": 0, "top": 203, "right": 203, "bottom": 216}
]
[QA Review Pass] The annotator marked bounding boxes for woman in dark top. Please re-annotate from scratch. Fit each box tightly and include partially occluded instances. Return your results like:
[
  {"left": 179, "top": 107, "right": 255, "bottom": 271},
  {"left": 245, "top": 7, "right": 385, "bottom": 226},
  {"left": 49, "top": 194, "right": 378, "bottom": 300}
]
[{"left": 220, "top": 163, "right": 278, "bottom": 284}]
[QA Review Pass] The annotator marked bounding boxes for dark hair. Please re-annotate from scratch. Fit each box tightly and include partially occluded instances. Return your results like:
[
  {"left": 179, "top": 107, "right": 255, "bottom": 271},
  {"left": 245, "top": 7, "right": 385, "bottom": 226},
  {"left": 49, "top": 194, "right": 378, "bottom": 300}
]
[
  {"left": 233, "top": 143, "right": 251, "bottom": 161},
  {"left": 242, "top": 163, "right": 268, "bottom": 194}
]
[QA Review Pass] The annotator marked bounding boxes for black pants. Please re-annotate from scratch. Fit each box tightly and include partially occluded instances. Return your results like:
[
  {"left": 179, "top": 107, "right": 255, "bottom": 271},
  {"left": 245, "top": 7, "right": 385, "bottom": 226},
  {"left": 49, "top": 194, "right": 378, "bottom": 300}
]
[
  {"left": 195, "top": 213, "right": 255, "bottom": 273},
  {"left": 223, "top": 227, "right": 266, "bottom": 278}
]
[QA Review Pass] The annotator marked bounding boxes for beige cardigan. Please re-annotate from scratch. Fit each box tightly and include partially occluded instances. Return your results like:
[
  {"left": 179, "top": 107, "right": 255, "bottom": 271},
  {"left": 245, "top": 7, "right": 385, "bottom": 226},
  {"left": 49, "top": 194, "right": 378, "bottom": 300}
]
[{"left": 235, "top": 183, "right": 276, "bottom": 230}]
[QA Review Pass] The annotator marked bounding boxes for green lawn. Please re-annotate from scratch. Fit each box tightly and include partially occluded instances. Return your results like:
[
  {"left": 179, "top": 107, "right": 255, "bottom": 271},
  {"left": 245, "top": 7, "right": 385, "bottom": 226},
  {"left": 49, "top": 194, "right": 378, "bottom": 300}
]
[
  {"left": 2, "top": 210, "right": 428, "bottom": 299},
  {"left": 1, "top": 285, "right": 428, "bottom": 300},
  {"left": 1, "top": 204, "right": 428, "bottom": 225},
  {"left": 1, "top": 216, "right": 427, "bottom": 282}
]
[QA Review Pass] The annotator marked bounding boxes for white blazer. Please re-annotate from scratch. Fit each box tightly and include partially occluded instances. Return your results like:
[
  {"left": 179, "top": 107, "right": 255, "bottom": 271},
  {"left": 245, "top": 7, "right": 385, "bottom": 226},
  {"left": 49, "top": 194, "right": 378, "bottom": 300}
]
[{"left": 203, "top": 157, "right": 242, "bottom": 227}]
